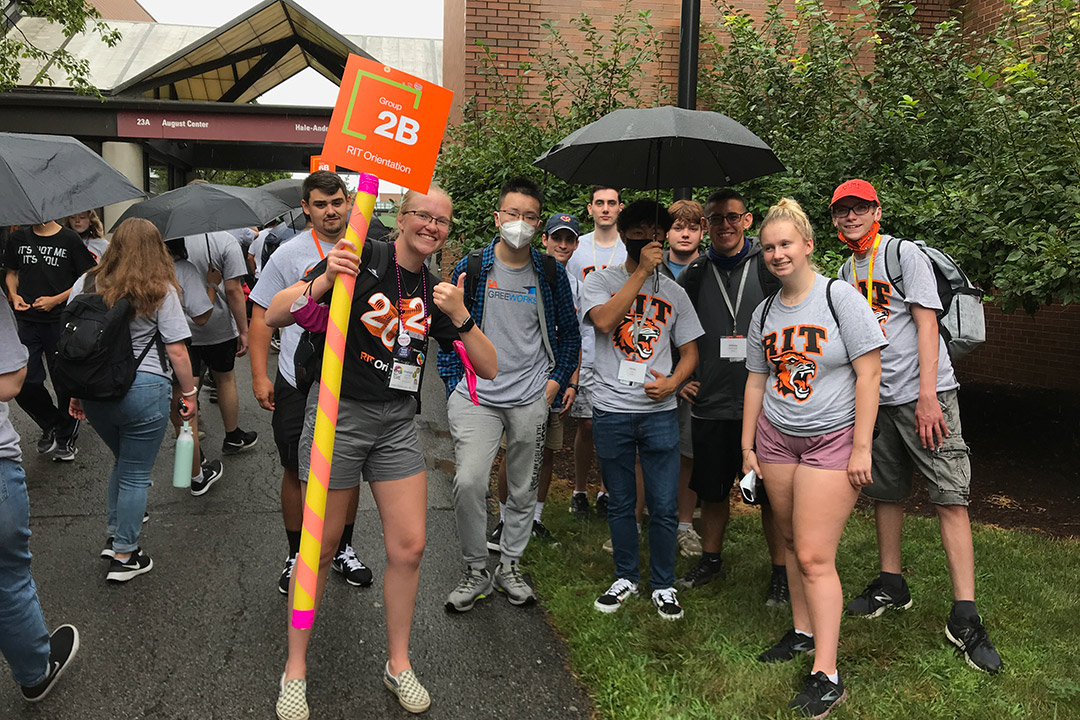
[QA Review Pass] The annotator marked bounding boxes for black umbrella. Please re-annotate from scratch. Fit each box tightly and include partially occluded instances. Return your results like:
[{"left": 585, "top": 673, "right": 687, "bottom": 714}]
[
  {"left": 259, "top": 178, "right": 304, "bottom": 209},
  {"left": 533, "top": 106, "right": 784, "bottom": 189},
  {"left": 0, "top": 132, "right": 146, "bottom": 225},
  {"left": 110, "top": 183, "right": 293, "bottom": 239}
]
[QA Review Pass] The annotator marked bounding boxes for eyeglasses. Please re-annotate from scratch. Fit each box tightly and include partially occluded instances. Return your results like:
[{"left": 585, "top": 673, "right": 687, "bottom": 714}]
[
  {"left": 499, "top": 209, "right": 541, "bottom": 225},
  {"left": 830, "top": 202, "right": 877, "bottom": 218},
  {"left": 404, "top": 210, "right": 453, "bottom": 230},
  {"left": 706, "top": 212, "right": 749, "bottom": 226}
]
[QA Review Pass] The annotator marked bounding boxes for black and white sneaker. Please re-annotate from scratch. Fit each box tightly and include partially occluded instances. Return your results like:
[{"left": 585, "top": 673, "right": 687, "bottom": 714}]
[
  {"left": 331, "top": 545, "right": 374, "bottom": 587},
  {"left": 759, "top": 628, "right": 816, "bottom": 663},
  {"left": 789, "top": 671, "right": 847, "bottom": 719},
  {"left": 221, "top": 429, "right": 258, "bottom": 455},
  {"left": 100, "top": 536, "right": 115, "bottom": 560},
  {"left": 946, "top": 614, "right": 1003, "bottom": 674},
  {"left": 594, "top": 578, "right": 638, "bottom": 613},
  {"left": 595, "top": 492, "right": 610, "bottom": 519},
  {"left": 531, "top": 519, "right": 557, "bottom": 544},
  {"left": 37, "top": 427, "right": 57, "bottom": 454},
  {"left": 51, "top": 442, "right": 77, "bottom": 462},
  {"left": 846, "top": 576, "right": 913, "bottom": 617},
  {"left": 767, "top": 569, "right": 791, "bottom": 607},
  {"left": 106, "top": 547, "right": 153, "bottom": 582},
  {"left": 19, "top": 624, "right": 79, "bottom": 703},
  {"left": 190, "top": 459, "right": 224, "bottom": 496},
  {"left": 486, "top": 521, "right": 503, "bottom": 552},
  {"left": 278, "top": 554, "right": 297, "bottom": 595},
  {"left": 651, "top": 587, "right": 684, "bottom": 620},
  {"left": 569, "top": 492, "right": 590, "bottom": 517}
]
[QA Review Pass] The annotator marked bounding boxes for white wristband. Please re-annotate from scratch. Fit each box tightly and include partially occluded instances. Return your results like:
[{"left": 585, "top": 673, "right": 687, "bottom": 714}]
[{"left": 181, "top": 387, "right": 198, "bottom": 397}]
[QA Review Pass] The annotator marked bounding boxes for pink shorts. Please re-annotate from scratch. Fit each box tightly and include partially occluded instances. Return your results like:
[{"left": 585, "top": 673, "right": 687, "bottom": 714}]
[{"left": 755, "top": 414, "right": 854, "bottom": 471}]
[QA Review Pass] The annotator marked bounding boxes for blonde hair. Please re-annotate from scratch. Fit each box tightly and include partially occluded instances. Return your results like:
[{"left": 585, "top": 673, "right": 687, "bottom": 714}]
[
  {"left": 390, "top": 186, "right": 453, "bottom": 241},
  {"left": 759, "top": 197, "right": 814, "bottom": 244},
  {"left": 87, "top": 218, "right": 180, "bottom": 317},
  {"left": 67, "top": 209, "right": 104, "bottom": 239}
]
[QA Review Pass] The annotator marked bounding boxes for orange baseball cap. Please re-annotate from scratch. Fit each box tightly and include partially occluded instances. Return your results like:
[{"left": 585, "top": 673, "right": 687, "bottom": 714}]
[{"left": 831, "top": 179, "right": 879, "bottom": 205}]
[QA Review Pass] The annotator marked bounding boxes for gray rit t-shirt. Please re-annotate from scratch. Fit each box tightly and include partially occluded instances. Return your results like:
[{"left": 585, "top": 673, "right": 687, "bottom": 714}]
[
  {"left": 249, "top": 230, "right": 334, "bottom": 389},
  {"left": 181, "top": 231, "right": 247, "bottom": 346},
  {"left": 583, "top": 265, "right": 704, "bottom": 414},
  {"left": 566, "top": 232, "right": 626, "bottom": 369},
  {"left": 456, "top": 257, "right": 549, "bottom": 407},
  {"left": 842, "top": 235, "right": 958, "bottom": 406},
  {"left": 746, "top": 274, "right": 887, "bottom": 436},
  {"left": 0, "top": 301, "right": 29, "bottom": 463},
  {"left": 69, "top": 275, "right": 190, "bottom": 379}
]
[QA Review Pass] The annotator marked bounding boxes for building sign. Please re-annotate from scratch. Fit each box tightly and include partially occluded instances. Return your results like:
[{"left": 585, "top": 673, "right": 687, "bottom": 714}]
[
  {"left": 117, "top": 111, "right": 330, "bottom": 144},
  {"left": 310, "top": 155, "right": 334, "bottom": 173},
  {"left": 320, "top": 55, "right": 452, "bottom": 193}
]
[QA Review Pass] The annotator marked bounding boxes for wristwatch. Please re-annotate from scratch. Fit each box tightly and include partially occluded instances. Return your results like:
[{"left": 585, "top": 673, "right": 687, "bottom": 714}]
[{"left": 455, "top": 315, "right": 475, "bottom": 333}]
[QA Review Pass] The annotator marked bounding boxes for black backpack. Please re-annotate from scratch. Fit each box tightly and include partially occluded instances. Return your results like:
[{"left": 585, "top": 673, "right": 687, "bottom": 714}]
[
  {"left": 54, "top": 276, "right": 162, "bottom": 401},
  {"left": 293, "top": 240, "right": 392, "bottom": 393}
]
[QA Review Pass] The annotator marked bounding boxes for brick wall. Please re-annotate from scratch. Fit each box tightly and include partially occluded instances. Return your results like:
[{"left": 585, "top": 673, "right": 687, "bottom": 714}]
[
  {"left": 960, "top": 0, "right": 1006, "bottom": 36},
  {"left": 955, "top": 302, "right": 1080, "bottom": 390}
]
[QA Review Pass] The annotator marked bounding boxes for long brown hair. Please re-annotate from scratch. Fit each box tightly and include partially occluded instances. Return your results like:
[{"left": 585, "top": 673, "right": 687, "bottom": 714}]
[{"left": 87, "top": 218, "right": 180, "bottom": 317}]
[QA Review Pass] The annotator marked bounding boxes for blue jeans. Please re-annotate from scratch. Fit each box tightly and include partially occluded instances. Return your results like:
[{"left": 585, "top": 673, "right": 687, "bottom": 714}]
[
  {"left": 592, "top": 408, "right": 680, "bottom": 589},
  {"left": 0, "top": 459, "right": 51, "bottom": 687},
  {"left": 83, "top": 372, "right": 172, "bottom": 553}
]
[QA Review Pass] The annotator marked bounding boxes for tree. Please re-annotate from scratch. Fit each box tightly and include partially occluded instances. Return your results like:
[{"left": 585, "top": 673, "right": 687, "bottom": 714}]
[
  {"left": 1, "top": 0, "right": 121, "bottom": 96},
  {"left": 195, "top": 169, "right": 292, "bottom": 188}
]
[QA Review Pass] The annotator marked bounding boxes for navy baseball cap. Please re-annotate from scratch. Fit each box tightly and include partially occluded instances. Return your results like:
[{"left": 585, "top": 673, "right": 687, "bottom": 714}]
[{"left": 544, "top": 213, "right": 581, "bottom": 237}]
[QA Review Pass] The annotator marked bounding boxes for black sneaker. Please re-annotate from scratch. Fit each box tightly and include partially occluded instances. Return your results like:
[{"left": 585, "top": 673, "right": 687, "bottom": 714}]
[
  {"left": 143, "top": 511, "right": 149, "bottom": 524},
  {"left": 19, "top": 624, "right": 79, "bottom": 703},
  {"left": 767, "top": 569, "right": 791, "bottom": 607},
  {"left": 221, "top": 429, "right": 258, "bottom": 455},
  {"left": 651, "top": 587, "right": 684, "bottom": 620},
  {"left": 758, "top": 628, "right": 815, "bottom": 663},
  {"left": 531, "top": 519, "right": 557, "bottom": 544},
  {"left": 846, "top": 576, "right": 913, "bottom": 617},
  {"left": 486, "top": 521, "right": 503, "bottom": 552},
  {"left": 106, "top": 547, "right": 153, "bottom": 582},
  {"left": 594, "top": 578, "right": 638, "bottom": 613},
  {"left": 331, "top": 545, "right": 374, "bottom": 587},
  {"left": 569, "top": 492, "right": 590, "bottom": 517},
  {"left": 278, "top": 554, "right": 297, "bottom": 595},
  {"left": 595, "top": 493, "right": 609, "bottom": 519},
  {"left": 37, "top": 427, "right": 57, "bottom": 454},
  {"left": 51, "top": 442, "right": 77, "bottom": 462},
  {"left": 100, "top": 536, "right": 115, "bottom": 560},
  {"left": 789, "top": 671, "right": 847, "bottom": 718},
  {"left": 675, "top": 557, "right": 726, "bottom": 590},
  {"left": 190, "top": 459, "right": 223, "bottom": 496},
  {"left": 945, "top": 614, "right": 1003, "bottom": 674}
]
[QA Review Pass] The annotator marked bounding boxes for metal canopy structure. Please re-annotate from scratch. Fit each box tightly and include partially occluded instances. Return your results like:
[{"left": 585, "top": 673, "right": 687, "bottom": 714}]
[{"left": 111, "top": 0, "right": 375, "bottom": 103}]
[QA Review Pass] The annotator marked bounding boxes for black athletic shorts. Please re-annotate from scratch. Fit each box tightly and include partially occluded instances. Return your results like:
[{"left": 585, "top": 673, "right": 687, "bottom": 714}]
[
  {"left": 689, "top": 417, "right": 743, "bottom": 503},
  {"left": 272, "top": 371, "right": 306, "bottom": 472},
  {"left": 187, "top": 337, "right": 238, "bottom": 375}
]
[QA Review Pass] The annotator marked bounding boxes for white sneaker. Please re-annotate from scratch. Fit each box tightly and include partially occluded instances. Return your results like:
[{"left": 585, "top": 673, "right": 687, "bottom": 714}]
[
  {"left": 594, "top": 578, "right": 638, "bottom": 613},
  {"left": 445, "top": 567, "right": 493, "bottom": 613}
]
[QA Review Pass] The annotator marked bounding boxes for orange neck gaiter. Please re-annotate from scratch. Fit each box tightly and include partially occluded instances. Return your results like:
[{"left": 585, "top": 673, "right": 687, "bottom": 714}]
[{"left": 840, "top": 221, "right": 881, "bottom": 253}]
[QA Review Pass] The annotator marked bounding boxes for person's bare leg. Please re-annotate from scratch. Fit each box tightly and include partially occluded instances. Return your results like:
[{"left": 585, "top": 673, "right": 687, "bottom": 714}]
[
  {"left": 574, "top": 419, "right": 594, "bottom": 493},
  {"left": 676, "top": 455, "right": 696, "bottom": 525},
  {"left": 495, "top": 454, "right": 508, "bottom": 505},
  {"left": 875, "top": 500, "right": 905, "bottom": 574},
  {"left": 699, "top": 499, "right": 731, "bottom": 554},
  {"left": 369, "top": 472, "right": 427, "bottom": 675},
  {"left": 937, "top": 504, "right": 976, "bottom": 602},
  {"left": 344, "top": 484, "right": 360, "bottom": 533},
  {"left": 791, "top": 466, "right": 861, "bottom": 676},
  {"left": 760, "top": 462, "right": 807, "bottom": 631},
  {"left": 284, "top": 486, "right": 352, "bottom": 680},
  {"left": 214, "top": 369, "right": 239, "bottom": 433},
  {"left": 761, "top": 497, "right": 785, "bottom": 566}
]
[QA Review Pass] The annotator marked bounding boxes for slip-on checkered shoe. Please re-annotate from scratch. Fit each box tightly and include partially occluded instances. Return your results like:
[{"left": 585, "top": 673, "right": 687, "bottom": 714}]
[{"left": 383, "top": 662, "right": 431, "bottom": 713}]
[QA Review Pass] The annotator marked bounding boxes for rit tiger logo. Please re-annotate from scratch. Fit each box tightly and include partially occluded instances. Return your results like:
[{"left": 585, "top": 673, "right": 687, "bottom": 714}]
[
  {"left": 853, "top": 279, "right": 892, "bottom": 333},
  {"left": 763, "top": 324, "right": 828, "bottom": 403},
  {"left": 611, "top": 293, "right": 673, "bottom": 361}
]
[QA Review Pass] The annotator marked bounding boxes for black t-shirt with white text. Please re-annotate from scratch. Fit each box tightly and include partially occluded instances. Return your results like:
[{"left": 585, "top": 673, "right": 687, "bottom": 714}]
[
  {"left": 303, "top": 241, "right": 458, "bottom": 403},
  {"left": 3, "top": 226, "right": 95, "bottom": 323}
]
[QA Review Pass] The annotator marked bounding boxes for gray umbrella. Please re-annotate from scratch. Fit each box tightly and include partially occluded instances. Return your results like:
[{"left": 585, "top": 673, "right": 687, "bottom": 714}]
[
  {"left": 533, "top": 106, "right": 784, "bottom": 189},
  {"left": 259, "top": 178, "right": 304, "bottom": 209},
  {"left": 0, "top": 132, "right": 146, "bottom": 225},
  {"left": 110, "top": 183, "right": 293, "bottom": 240}
]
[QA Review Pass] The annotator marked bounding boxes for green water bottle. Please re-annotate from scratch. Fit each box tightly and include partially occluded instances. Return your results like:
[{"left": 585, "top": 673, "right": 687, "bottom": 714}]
[{"left": 173, "top": 421, "right": 194, "bottom": 488}]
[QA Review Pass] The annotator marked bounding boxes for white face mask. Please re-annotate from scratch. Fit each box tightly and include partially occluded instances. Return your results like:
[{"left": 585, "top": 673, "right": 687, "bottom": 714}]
[{"left": 499, "top": 220, "right": 535, "bottom": 249}]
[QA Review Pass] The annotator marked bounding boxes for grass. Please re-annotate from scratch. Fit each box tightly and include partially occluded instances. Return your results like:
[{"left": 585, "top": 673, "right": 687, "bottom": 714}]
[{"left": 522, "top": 489, "right": 1080, "bottom": 720}]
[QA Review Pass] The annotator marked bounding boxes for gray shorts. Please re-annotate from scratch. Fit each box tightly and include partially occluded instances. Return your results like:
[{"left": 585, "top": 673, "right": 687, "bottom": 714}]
[
  {"left": 570, "top": 366, "right": 594, "bottom": 420},
  {"left": 298, "top": 389, "right": 426, "bottom": 489},
  {"left": 678, "top": 399, "right": 693, "bottom": 459},
  {"left": 864, "top": 389, "right": 971, "bottom": 506}
]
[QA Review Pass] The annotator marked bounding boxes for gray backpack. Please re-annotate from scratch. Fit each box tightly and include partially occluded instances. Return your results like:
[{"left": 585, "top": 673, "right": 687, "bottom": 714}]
[{"left": 841, "top": 236, "right": 985, "bottom": 358}]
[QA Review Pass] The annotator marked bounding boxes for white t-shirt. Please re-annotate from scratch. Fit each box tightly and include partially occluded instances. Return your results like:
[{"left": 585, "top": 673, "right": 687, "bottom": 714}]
[
  {"left": 583, "top": 264, "right": 703, "bottom": 414},
  {"left": 566, "top": 232, "right": 626, "bottom": 369}
]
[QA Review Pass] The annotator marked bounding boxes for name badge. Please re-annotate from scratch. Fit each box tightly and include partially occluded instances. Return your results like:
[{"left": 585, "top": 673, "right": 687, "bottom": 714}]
[
  {"left": 618, "top": 359, "right": 648, "bottom": 386},
  {"left": 720, "top": 336, "right": 747, "bottom": 362},
  {"left": 388, "top": 360, "right": 422, "bottom": 392}
]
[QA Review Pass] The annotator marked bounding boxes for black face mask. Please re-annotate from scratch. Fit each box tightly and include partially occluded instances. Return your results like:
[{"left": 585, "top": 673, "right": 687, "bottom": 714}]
[{"left": 625, "top": 238, "right": 651, "bottom": 263}]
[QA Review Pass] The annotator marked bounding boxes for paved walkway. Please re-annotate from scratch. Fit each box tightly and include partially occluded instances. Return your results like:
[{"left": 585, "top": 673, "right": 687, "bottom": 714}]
[{"left": 1, "top": 357, "right": 592, "bottom": 719}]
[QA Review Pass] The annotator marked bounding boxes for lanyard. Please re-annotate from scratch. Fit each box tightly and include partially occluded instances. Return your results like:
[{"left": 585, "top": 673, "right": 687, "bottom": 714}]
[
  {"left": 393, "top": 247, "right": 429, "bottom": 341},
  {"left": 861, "top": 233, "right": 883, "bottom": 306},
  {"left": 709, "top": 261, "right": 750, "bottom": 324},
  {"left": 592, "top": 237, "right": 618, "bottom": 271},
  {"left": 311, "top": 229, "right": 326, "bottom": 260}
]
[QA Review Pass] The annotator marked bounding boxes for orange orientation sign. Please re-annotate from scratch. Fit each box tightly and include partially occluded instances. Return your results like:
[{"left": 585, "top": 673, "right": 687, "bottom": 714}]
[
  {"left": 321, "top": 55, "right": 453, "bottom": 193},
  {"left": 309, "top": 155, "right": 334, "bottom": 173}
]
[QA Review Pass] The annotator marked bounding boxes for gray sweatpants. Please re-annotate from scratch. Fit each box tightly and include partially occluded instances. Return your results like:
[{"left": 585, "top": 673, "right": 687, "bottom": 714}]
[{"left": 447, "top": 391, "right": 549, "bottom": 568}]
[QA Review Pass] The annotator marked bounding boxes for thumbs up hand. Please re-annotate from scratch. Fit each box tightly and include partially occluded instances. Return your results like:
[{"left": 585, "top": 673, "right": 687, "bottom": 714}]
[{"left": 434, "top": 271, "right": 468, "bottom": 323}]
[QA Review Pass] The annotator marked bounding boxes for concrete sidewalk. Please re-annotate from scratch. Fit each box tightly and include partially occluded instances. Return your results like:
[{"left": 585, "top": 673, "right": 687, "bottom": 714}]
[{"left": 0, "top": 358, "right": 592, "bottom": 719}]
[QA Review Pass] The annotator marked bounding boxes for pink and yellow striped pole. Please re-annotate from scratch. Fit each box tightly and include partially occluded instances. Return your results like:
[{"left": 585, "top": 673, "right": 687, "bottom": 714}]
[{"left": 292, "top": 172, "right": 380, "bottom": 629}]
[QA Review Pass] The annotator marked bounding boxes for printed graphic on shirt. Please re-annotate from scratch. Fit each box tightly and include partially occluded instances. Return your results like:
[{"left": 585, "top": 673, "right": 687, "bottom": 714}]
[
  {"left": 762, "top": 324, "right": 828, "bottom": 403},
  {"left": 611, "top": 294, "right": 674, "bottom": 361},
  {"left": 487, "top": 277, "right": 537, "bottom": 305},
  {"left": 360, "top": 292, "right": 427, "bottom": 352},
  {"left": 15, "top": 244, "right": 73, "bottom": 266},
  {"left": 851, "top": 278, "right": 892, "bottom": 334}
]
